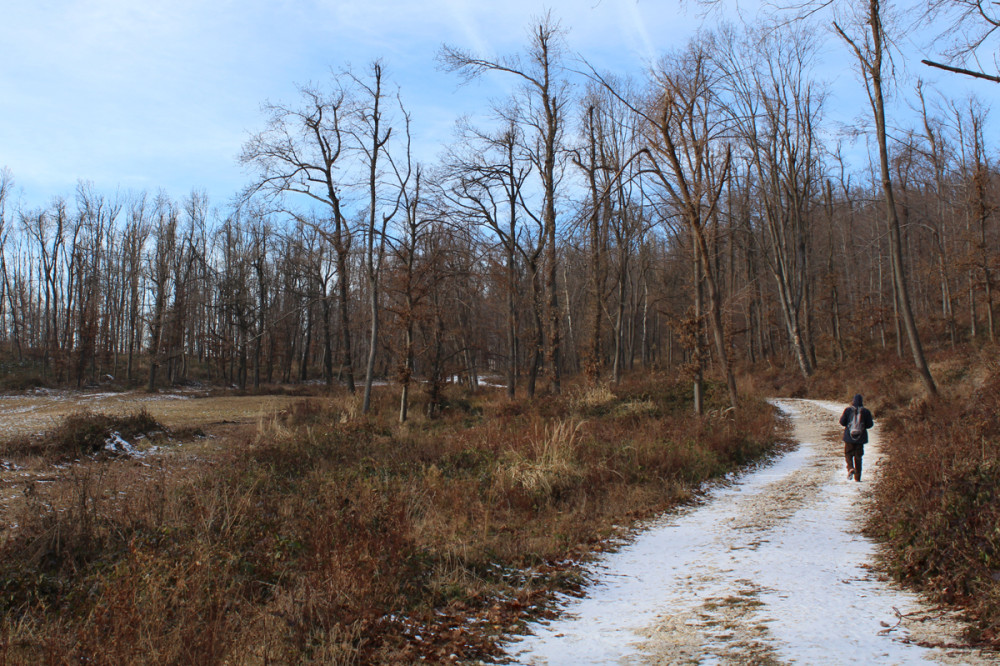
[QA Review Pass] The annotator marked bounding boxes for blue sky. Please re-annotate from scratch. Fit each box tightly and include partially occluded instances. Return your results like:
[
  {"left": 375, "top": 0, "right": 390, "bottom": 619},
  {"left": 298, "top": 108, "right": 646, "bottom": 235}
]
[{"left": 1, "top": 0, "right": 997, "bottom": 211}]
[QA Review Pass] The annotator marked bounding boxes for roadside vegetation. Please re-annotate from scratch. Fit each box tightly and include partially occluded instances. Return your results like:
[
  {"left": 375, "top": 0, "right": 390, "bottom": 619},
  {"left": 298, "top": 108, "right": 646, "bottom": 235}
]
[
  {"left": 866, "top": 353, "right": 1000, "bottom": 647},
  {"left": 0, "top": 374, "right": 779, "bottom": 664}
]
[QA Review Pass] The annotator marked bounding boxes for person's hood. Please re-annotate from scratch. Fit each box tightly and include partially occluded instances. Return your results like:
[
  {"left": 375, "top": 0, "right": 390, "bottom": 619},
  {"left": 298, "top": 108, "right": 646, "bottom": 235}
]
[{"left": 853, "top": 394, "right": 863, "bottom": 407}]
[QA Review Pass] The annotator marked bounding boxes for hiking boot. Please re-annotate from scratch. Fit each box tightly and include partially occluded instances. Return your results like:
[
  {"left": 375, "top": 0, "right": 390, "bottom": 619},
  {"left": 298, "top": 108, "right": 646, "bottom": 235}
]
[{"left": 847, "top": 468, "right": 855, "bottom": 481}]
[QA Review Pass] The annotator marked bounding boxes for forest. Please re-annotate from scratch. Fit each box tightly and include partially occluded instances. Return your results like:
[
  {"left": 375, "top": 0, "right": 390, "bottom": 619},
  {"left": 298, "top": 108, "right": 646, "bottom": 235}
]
[{"left": 0, "top": 8, "right": 994, "bottom": 415}]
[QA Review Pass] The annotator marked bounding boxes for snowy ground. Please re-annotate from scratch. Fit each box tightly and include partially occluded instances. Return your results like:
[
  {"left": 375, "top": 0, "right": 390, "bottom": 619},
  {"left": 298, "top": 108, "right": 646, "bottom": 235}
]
[{"left": 507, "top": 399, "right": 995, "bottom": 665}]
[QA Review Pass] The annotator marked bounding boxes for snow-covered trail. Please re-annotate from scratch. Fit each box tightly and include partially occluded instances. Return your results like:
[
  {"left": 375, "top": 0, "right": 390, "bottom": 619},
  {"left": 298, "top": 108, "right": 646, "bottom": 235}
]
[{"left": 508, "top": 399, "right": 993, "bottom": 665}]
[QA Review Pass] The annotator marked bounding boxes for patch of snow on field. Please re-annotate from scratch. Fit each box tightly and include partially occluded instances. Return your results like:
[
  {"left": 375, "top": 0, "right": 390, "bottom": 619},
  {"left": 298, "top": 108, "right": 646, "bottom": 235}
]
[
  {"left": 101, "top": 432, "right": 160, "bottom": 459},
  {"left": 0, "top": 405, "right": 42, "bottom": 415},
  {"left": 128, "top": 393, "right": 193, "bottom": 403},
  {"left": 508, "top": 399, "right": 984, "bottom": 665},
  {"left": 104, "top": 432, "right": 137, "bottom": 455},
  {"left": 79, "top": 392, "right": 124, "bottom": 401},
  {"left": 477, "top": 375, "right": 507, "bottom": 389}
]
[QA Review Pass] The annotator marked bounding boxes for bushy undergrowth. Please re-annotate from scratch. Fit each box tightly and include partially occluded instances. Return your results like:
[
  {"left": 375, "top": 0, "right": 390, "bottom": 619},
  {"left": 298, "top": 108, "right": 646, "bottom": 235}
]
[
  {"left": 0, "top": 374, "right": 779, "bottom": 664},
  {"left": 865, "top": 358, "right": 1000, "bottom": 646},
  {"left": 1, "top": 408, "right": 164, "bottom": 461}
]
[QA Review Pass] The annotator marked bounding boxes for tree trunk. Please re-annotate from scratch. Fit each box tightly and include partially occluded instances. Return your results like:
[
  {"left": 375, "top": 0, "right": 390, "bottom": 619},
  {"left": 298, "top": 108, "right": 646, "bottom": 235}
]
[
  {"left": 836, "top": 0, "right": 937, "bottom": 396},
  {"left": 693, "top": 250, "right": 704, "bottom": 416}
]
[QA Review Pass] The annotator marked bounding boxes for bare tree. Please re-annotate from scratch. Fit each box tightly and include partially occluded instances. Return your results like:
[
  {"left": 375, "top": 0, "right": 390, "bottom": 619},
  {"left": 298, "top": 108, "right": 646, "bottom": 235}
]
[
  {"left": 73, "top": 183, "right": 122, "bottom": 386},
  {"left": 719, "top": 23, "right": 824, "bottom": 379},
  {"left": 350, "top": 62, "right": 406, "bottom": 414},
  {"left": 390, "top": 164, "right": 426, "bottom": 422},
  {"left": 587, "top": 92, "right": 648, "bottom": 383},
  {"left": 834, "top": 0, "right": 938, "bottom": 396},
  {"left": 922, "top": 0, "right": 1000, "bottom": 82},
  {"left": 0, "top": 169, "right": 13, "bottom": 357},
  {"left": 146, "top": 196, "right": 176, "bottom": 391},
  {"left": 574, "top": 100, "right": 610, "bottom": 382},
  {"left": 22, "top": 201, "right": 69, "bottom": 380},
  {"left": 441, "top": 117, "right": 533, "bottom": 398},
  {"left": 442, "top": 12, "right": 570, "bottom": 394},
  {"left": 241, "top": 82, "right": 357, "bottom": 393},
  {"left": 645, "top": 41, "right": 740, "bottom": 412},
  {"left": 915, "top": 83, "right": 961, "bottom": 345},
  {"left": 952, "top": 96, "right": 997, "bottom": 341}
]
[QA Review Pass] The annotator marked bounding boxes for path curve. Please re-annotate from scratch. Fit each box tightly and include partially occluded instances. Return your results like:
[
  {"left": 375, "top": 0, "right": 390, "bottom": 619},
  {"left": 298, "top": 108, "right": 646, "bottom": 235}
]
[{"left": 507, "top": 399, "right": 995, "bottom": 665}]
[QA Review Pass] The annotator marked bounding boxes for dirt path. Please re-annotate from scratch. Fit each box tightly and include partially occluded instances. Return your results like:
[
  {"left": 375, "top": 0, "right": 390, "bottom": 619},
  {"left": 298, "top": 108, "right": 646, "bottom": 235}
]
[{"left": 507, "top": 399, "right": 996, "bottom": 665}]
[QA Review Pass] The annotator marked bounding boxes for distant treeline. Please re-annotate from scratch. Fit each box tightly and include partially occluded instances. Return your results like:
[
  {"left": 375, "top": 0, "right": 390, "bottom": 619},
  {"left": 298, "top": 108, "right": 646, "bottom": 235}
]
[{"left": 0, "top": 16, "right": 996, "bottom": 418}]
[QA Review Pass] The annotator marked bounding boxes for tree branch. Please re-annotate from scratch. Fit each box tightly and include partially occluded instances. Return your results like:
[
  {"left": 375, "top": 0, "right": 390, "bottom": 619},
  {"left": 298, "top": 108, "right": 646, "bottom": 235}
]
[{"left": 921, "top": 58, "right": 1000, "bottom": 83}]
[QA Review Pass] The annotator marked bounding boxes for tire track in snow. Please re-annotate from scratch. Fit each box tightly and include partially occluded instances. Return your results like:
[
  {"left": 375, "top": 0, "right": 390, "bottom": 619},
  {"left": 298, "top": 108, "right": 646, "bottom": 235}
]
[{"left": 507, "top": 399, "right": 994, "bottom": 665}]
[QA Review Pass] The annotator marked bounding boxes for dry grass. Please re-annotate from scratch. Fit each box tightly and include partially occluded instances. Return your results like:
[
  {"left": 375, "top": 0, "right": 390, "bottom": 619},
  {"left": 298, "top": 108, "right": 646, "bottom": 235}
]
[
  {"left": 0, "top": 391, "right": 319, "bottom": 441},
  {"left": 497, "top": 419, "right": 585, "bottom": 499},
  {"left": 0, "top": 373, "right": 781, "bottom": 664},
  {"left": 569, "top": 383, "right": 616, "bottom": 410}
]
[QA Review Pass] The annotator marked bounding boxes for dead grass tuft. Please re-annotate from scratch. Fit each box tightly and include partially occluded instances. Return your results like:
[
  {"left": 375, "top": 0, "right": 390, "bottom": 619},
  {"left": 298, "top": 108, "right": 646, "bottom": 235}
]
[
  {"left": 569, "top": 384, "right": 616, "bottom": 411},
  {"left": 498, "top": 419, "right": 585, "bottom": 499}
]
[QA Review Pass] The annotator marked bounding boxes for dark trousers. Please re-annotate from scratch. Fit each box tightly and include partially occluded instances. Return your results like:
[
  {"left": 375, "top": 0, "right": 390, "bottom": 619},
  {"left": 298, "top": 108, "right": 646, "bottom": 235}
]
[{"left": 845, "top": 443, "right": 864, "bottom": 481}]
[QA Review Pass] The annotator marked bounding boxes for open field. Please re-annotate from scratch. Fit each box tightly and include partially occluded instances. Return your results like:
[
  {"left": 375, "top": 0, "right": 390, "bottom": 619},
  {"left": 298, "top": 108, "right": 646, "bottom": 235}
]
[
  {"left": 0, "top": 390, "right": 316, "bottom": 440},
  {"left": 0, "top": 390, "right": 322, "bottom": 536}
]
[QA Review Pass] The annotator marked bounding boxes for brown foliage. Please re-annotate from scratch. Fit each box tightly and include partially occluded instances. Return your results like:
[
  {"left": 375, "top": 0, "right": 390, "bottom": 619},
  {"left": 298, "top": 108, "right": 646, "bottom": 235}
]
[{"left": 0, "top": 376, "right": 780, "bottom": 663}]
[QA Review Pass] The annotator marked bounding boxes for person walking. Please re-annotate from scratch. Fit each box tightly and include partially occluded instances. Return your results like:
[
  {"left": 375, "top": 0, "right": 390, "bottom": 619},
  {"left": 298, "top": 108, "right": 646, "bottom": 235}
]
[{"left": 840, "top": 394, "right": 874, "bottom": 482}]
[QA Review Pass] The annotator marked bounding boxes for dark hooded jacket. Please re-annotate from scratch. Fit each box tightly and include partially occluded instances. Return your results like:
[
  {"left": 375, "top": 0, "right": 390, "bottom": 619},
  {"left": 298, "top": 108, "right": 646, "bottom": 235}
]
[{"left": 840, "top": 394, "right": 874, "bottom": 445}]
